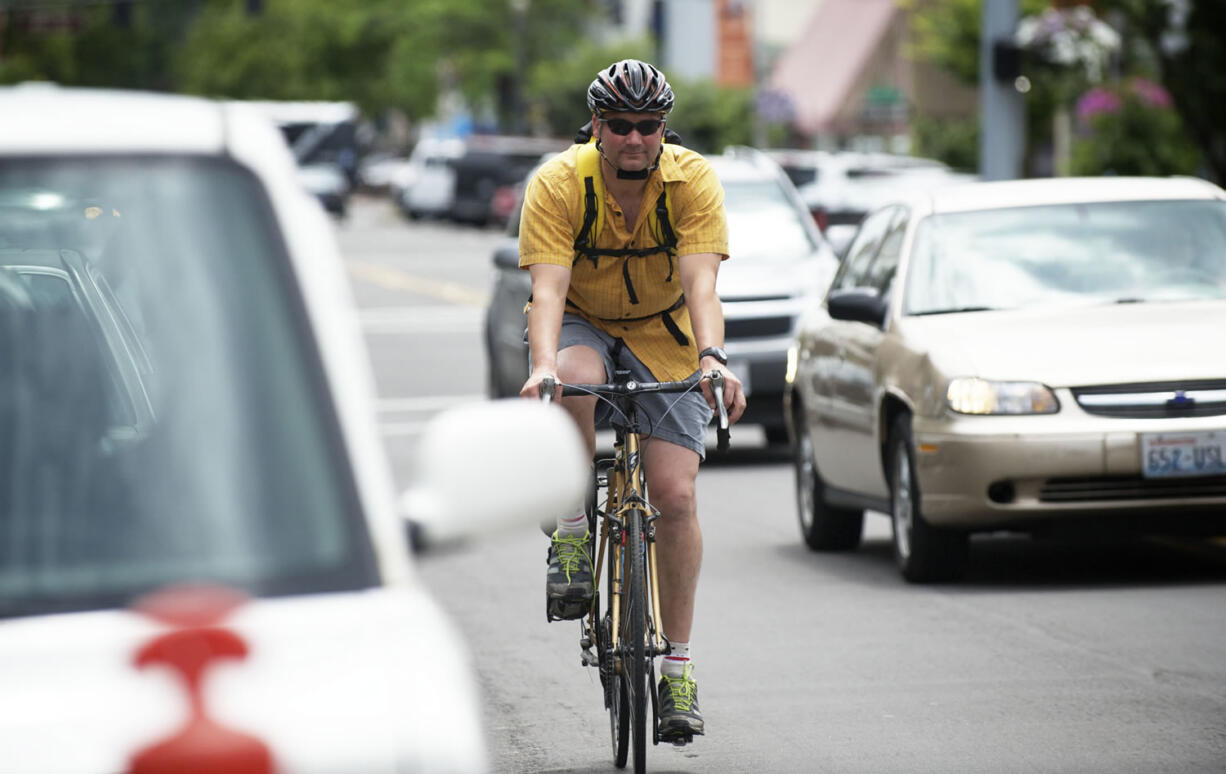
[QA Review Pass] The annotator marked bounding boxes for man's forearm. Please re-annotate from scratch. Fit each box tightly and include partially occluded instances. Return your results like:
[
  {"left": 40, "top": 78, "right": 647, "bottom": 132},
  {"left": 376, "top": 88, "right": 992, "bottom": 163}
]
[
  {"left": 678, "top": 253, "right": 726, "bottom": 356},
  {"left": 527, "top": 294, "right": 566, "bottom": 374},
  {"left": 687, "top": 292, "right": 725, "bottom": 353}
]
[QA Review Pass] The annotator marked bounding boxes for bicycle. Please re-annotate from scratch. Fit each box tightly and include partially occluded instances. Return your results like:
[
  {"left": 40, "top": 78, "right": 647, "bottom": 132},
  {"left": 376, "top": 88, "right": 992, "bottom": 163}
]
[{"left": 540, "top": 369, "right": 729, "bottom": 774}]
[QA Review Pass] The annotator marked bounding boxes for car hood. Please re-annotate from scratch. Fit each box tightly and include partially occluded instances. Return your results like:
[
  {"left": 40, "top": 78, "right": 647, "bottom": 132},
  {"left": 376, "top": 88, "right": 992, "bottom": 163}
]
[
  {"left": 0, "top": 586, "right": 486, "bottom": 774},
  {"left": 717, "top": 254, "right": 831, "bottom": 302},
  {"left": 897, "top": 299, "right": 1226, "bottom": 387}
]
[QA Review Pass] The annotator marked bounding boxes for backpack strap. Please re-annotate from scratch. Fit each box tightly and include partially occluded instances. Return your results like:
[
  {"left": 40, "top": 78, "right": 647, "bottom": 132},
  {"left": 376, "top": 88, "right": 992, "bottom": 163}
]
[{"left": 573, "top": 141, "right": 606, "bottom": 266}]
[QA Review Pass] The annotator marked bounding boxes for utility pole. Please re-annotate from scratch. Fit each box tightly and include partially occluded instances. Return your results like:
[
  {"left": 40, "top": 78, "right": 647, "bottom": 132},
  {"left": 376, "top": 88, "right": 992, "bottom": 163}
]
[{"left": 979, "top": 0, "right": 1025, "bottom": 180}]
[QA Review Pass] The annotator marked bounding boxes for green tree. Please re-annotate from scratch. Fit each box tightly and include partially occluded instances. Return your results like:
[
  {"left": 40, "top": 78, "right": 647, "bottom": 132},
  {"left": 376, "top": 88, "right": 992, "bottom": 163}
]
[
  {"left": 906, "top": 0, "right": 1222, "bottom": 182},
  {"left": 0, "top": 3, "right": 189, "bottom": 90},
  {"left": 667, "top": 79, "right": 753, "bottom": 155},
  {"left": 1100, "top": 0, "right": 1226, "bottom": 182},
  {"left": 1069, "top": 78, "right": 1200, "bottom": 176},
  {"left": 524, "top": 39, "right": 753, "bottom": 152}
]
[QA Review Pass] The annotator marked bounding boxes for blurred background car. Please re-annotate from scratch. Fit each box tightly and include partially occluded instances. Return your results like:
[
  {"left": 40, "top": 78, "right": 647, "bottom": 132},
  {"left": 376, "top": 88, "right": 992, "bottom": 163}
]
[
  {"left": 485, "top": 144, "right": 840, "bottom": 446},
  {"left": 355, "top": 151, "right": 417, "bottom": 195},
  {"left": 397, "top": 136, "right": 466, "bottom": 220},
  {"left": 0, "top": 83, "right": 586, "bottom": 774},
  {"left": 785, "top": 175, "right": 1226, "bottom": 583},
  {"left": 449, "top": 135, "right": 569, "bottom": 226},
  {"left": 295, "top": 160, "right": 351, "bottom": 217},
  {"left": 767, "top": 149, "right": 975, "bottom": 256},
  {"left": 398, "top": 135, "right": 567, "bottom": 226},
  {"left": 238, "top": 99, "right": 364, "bottom": 218}
]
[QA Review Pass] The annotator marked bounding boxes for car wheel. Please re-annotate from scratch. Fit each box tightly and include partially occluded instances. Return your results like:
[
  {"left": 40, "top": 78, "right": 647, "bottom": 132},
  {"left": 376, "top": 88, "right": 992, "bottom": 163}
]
[
  {"left": 887, "top": 414, "right": 969, "bottom": 583},
  {"left": 793, "top": 414, "right": 863, "bottom": 551},
  {"left": 764, "top": 425, "right": 790, "bottom": 446}
]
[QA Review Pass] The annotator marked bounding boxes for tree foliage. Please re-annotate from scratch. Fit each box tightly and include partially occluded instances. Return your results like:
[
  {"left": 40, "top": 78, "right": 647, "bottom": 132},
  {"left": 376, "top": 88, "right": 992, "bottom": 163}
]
[
  {"left": 904, "top": 0, "right": 1048, "bottom": 86},
  {"left": 1099, "top": 0, "right": 1226, "bottom": 182},
  {"left": 905, "top": 0, "right": 1222, "bottom": 182},
  {"left": 1, "top": 0, "right": 599, "bottom": 129}
]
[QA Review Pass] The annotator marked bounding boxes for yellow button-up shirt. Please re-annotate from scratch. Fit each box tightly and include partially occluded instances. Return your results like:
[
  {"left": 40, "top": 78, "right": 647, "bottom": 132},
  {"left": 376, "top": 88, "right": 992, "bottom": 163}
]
[{"left": 518, "top": 143, "right": 729, "bottom": 382}]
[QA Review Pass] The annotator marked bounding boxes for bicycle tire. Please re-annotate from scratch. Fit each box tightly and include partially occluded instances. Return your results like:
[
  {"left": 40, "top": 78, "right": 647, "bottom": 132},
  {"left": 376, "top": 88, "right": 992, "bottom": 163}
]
[
  {"left": 623, "top": 505, "right": 648, "bottom": 774},
  {"left": 608, "top": 549, "right": 629, "bottom": 766}
]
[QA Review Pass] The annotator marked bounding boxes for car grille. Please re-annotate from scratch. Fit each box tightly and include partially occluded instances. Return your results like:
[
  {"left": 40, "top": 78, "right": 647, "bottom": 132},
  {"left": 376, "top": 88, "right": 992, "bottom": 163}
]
[
  {"left": 1072, "top": 380, "right": 1226, "bottom": 418},
  {"left": 725, "top": 316, "right": 793, "bottom": 339},
  {"left": 1040, "top": 475, "right": 1226, "bottom": 502}
]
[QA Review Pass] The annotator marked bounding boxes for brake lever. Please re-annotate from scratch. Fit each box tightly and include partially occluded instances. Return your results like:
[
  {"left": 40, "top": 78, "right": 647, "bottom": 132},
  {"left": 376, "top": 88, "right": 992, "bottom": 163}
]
[
  {"left": 539, "top": 375, "right": 557, "bottom": 405},
  {"left": 707, "top": 370, "right": 730, "bottom": 453}
]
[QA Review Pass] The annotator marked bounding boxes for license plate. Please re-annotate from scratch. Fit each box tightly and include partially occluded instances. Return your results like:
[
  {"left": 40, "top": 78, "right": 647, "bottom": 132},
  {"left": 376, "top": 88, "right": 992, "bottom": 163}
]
[
  {"left": 1141, "top": 431, "right": 1226, "bottom": 478},
  {"left": 728, "top": 359, "right": 751, "bottom": 397}
]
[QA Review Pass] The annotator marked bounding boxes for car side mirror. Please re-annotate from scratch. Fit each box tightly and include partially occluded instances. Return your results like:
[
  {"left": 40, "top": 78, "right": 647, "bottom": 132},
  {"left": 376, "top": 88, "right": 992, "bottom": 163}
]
[
  {"left": 492, "top": 243, "right": 519, "bottom": 270},
  {"left": 401, "top": 400, "right": 587, "bottom": 552},
  {"left": 827, "top": 288, "right": 888, "bottom": 328}
]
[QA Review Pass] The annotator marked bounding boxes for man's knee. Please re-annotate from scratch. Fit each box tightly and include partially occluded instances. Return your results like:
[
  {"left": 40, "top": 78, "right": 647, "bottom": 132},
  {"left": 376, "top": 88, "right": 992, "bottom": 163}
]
[
  {"left": 652, "top": 476, "right": 698, "bottom": 522},
  {"left": 557, "top": 344, "right": 606, "bottom": 383}
]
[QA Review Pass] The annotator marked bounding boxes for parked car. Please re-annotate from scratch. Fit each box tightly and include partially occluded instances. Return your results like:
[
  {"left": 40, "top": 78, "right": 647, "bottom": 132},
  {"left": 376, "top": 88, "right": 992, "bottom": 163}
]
[
  {"left": 399, "top": 135, "right": 568, "bottom": 225},
  {"left": 449, "top": 135, "right": 568, "bottom": 226},
  {"left": 485, "top": 145, "right": 840, "bottom": 445},
  {"left": 296, "top": 161, "right": 351, "bottom": 217},
  {"left": 0, "top": 83, "right": 587, "bottom": 773},
  {"left": 398, "top": 136, "right": 466, "bottom": 220},
  {"left": 766, "top": 149, "right": 973, "bottom": 256},
  {"left": 237, "top": 99, "right": 363, "bottom": 214},
  {"left": 785, "top": 175, "right": 1226, "bottom": 583}
]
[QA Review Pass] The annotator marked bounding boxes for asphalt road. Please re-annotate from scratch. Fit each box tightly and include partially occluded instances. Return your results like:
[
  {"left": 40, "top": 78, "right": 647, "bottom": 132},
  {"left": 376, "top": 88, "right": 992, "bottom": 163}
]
[{"left": 335, "top": 195, "right": 1226, "bottom": 774}]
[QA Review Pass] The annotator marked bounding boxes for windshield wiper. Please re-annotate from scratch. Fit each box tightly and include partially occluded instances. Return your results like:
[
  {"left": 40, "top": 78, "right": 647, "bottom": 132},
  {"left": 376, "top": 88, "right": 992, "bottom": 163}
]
[{"left": 910, "top": 305, "right": 997, "bottom": 316}]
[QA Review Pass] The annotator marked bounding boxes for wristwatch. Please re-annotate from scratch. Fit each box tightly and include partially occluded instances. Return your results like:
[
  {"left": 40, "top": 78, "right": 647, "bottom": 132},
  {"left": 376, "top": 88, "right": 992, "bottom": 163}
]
[{"left": 698, "top": 346, "right": 728, "bottom": 365}]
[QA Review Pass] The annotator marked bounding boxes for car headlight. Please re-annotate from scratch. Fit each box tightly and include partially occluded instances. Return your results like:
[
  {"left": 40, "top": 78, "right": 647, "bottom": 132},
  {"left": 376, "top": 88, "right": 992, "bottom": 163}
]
[{"left": 946, "top": 377, "right": 1059, "bottom": 415}]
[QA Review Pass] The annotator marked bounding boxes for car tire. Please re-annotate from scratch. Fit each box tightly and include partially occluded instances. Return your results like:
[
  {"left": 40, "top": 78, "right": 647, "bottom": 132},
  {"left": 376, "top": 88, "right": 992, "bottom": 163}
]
[
  {"left": 764, "top": 425, "right": 790, "bottom": 446},
  {"left": 887, "top": 414, "right": 969, "bottom": 583},
  {"left": 793, "top": 413, "right": 863, "bottom": 551}
]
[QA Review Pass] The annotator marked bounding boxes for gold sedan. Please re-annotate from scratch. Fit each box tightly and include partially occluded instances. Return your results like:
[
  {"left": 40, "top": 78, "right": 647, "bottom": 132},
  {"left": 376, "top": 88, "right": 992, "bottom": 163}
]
[{"left": 784, "top": 176, "right": 1226, "bottom": 582}]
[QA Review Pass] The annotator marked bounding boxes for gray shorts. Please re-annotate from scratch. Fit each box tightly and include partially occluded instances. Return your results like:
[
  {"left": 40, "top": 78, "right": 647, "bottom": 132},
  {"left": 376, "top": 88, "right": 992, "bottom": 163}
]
[{"left": 555, "top": 313, "right": 712, "bottom": 459}]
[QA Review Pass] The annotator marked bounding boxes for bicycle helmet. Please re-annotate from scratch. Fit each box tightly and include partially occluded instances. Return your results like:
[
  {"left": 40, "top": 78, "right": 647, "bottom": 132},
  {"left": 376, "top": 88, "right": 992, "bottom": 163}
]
[{"left": 587, "top": 59, "right": 675, "bottom": 116}]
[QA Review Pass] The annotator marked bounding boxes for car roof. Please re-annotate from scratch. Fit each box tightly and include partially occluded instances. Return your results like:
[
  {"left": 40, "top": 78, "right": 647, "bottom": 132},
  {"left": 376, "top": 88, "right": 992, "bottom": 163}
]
[
  {"left": 709, "top": 147, "right": 788, "bottom": 182},
  {"left": 0, "top": 82, "right": 231, "bottom": 153},
  {"left": 0, "top": 83, "right": 304, "bottom": 204},
  {"left": 920, "top": 176, "right": 1226, "bottom": 215}
]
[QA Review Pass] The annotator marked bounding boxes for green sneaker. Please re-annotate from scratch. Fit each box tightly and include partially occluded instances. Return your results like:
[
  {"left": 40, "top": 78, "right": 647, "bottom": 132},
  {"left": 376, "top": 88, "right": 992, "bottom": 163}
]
[
  {"left": 658, "top": 663, "right": 704, "bottom": 739},
  {"left": 545, "top": 531, "right": 593, "bottom": 621}
]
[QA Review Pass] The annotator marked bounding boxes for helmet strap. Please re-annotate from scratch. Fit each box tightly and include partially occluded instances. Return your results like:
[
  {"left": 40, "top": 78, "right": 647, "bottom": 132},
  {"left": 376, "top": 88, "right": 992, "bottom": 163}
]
[{"left": 595, "top": 139, "right": 661, "bottom": 181}]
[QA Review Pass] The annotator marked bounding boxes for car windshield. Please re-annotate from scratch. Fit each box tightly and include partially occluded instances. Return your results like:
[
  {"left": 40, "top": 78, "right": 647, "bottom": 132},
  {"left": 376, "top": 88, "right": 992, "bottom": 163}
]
[
  {"left": 723, "top": 179, "right": 818, "bottom": 263},
  {"left": 904, "top": 199, "right": 1226, "bottom": 315},
  {"left": 0, "top": 157, "right": 377, "bottom": 619}
]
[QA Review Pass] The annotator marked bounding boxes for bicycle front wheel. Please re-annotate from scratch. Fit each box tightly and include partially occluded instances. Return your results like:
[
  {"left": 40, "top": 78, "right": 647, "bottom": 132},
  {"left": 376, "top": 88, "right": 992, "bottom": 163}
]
[{"left": 621, "top": 506, "right": 649, "bottom": 773}]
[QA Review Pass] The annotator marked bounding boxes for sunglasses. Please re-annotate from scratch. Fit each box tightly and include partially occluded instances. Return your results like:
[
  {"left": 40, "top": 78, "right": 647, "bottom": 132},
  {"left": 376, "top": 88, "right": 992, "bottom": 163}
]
[{"left": 599, "top": 117, "right": 665, "bottom": 136}]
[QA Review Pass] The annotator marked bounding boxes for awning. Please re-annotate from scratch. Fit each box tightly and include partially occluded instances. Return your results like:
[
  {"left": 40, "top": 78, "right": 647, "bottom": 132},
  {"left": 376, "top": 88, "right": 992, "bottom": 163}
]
[{"left": 767, "top": 0, "right": 899, "bottom": 135}]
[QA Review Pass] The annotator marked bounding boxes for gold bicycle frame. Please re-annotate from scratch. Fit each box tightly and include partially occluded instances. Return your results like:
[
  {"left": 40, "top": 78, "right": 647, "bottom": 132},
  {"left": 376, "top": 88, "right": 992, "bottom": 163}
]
[{"left": 589, "top": 428, "right": 667, "bottom": 671}]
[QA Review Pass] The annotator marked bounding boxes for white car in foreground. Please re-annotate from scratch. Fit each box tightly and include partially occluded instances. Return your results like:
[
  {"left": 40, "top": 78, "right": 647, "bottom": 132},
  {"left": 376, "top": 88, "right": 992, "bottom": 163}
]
[{"left": 0, "top": 84, "right": 586, "bottom": 773}]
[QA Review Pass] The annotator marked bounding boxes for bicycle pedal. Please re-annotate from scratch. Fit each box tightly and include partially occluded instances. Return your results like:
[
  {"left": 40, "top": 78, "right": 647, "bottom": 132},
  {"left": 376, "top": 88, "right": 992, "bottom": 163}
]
[{"left": 546, "top": 597, "right": 589, "bottom": 622}]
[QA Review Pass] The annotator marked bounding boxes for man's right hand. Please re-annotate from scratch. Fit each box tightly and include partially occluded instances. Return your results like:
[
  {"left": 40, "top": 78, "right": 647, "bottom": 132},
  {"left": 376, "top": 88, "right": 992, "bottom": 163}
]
[{"left": 522, "top": 371, "right": 560, "bottom": 403}]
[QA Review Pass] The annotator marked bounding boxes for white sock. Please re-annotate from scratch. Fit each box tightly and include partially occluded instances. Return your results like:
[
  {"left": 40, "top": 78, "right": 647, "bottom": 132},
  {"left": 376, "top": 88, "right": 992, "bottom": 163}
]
[
  {"left": 662, "top": 640, "right": 691, "bottom": 678},
  {"left": 556, "top": 513, "right": 588, "bottom": 538}
]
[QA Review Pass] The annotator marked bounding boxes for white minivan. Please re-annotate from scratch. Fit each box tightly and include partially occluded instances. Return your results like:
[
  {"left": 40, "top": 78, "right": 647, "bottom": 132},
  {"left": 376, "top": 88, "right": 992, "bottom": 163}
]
[{"left": 0, "top": 83, "right": 585, "bottom": 774}]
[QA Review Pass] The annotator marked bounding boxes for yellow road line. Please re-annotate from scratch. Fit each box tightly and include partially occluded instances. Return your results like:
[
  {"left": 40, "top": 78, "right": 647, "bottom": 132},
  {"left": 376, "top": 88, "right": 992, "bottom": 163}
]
[{"left": 347, "top": 259, "right": 490, "bottom": 307}]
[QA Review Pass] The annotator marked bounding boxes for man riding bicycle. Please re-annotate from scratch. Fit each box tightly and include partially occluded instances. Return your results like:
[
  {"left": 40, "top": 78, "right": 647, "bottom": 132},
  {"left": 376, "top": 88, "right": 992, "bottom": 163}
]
[{"left": 518, "top": 58, "right": 746, "bottom": 740}]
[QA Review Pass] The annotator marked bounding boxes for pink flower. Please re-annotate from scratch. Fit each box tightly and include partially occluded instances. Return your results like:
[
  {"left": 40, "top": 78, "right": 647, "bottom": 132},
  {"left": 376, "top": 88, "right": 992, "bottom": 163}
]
[
  {"left": 1076, "top": 87, "right": 1122, "bottom": 123},
  {"left": 1129, "top": 77, "right": 1172, "bottom": 109}
]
